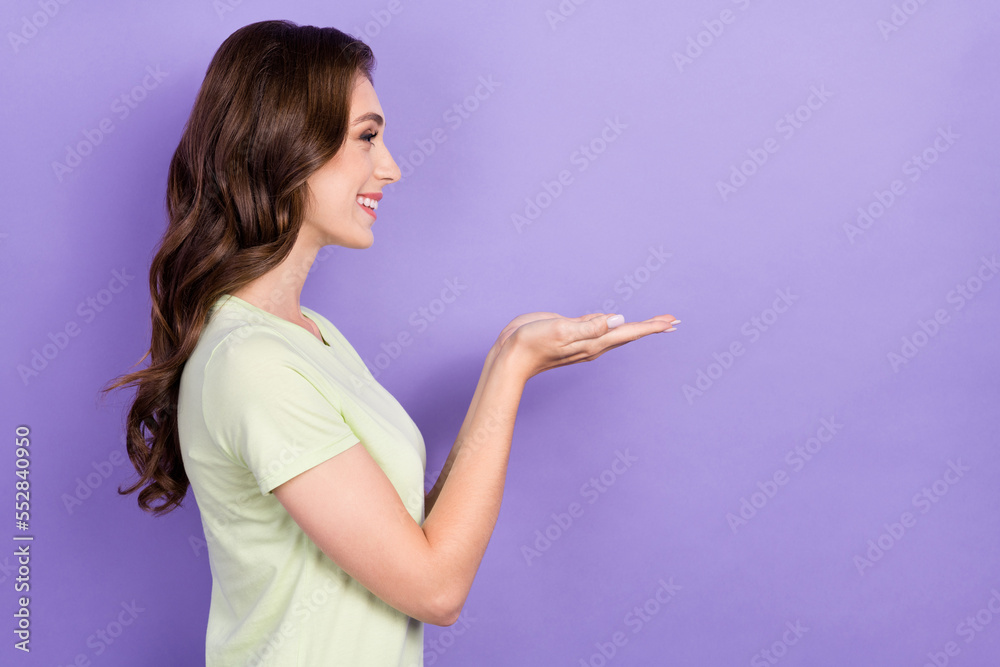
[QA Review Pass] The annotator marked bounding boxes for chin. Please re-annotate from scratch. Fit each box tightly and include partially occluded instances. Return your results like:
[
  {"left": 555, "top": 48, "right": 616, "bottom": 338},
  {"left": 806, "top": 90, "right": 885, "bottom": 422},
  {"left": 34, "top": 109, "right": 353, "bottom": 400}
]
[
  {"left": 349, "top": 232, "right": 375, "bottom": 250},
  {"left": 326, "top": 230, "right": 374, "bottom": 250}
]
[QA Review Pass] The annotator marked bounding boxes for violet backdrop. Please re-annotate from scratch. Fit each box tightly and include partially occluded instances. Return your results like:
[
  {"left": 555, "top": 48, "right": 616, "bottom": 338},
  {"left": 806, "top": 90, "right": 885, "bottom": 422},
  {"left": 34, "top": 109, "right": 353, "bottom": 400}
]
[{"left": 2, "top": 1, "right": 999, "bottom": 665}]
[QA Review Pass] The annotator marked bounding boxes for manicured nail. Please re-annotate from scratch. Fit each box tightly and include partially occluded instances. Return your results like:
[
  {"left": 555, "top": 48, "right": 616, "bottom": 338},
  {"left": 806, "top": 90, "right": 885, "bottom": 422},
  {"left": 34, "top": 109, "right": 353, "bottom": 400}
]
[
  {"left": 607, "top": 314, "right": 625, "bottom": 329},
  {"left": 670, "top": 319, "right": 681, "bottom": 325},
  {"left": 657, "top": 326, "right": 677, "bottom": 333}
]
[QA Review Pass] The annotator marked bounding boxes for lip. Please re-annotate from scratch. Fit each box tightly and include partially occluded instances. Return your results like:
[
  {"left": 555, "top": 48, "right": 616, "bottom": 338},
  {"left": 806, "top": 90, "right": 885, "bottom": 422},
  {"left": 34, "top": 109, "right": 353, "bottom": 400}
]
[{"left": 357, "top": 192, "right": 381, "bottom": 220}]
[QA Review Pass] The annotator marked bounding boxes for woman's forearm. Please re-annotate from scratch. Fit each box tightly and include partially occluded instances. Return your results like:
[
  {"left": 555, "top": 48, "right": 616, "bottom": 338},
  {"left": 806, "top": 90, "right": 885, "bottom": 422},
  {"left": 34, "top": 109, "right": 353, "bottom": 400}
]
[
  {"left": 419, "top": 342, "right": 527, "bottom": 622},
  {"left": 424, "top": 342, "right": 502, "bottom": 515}
]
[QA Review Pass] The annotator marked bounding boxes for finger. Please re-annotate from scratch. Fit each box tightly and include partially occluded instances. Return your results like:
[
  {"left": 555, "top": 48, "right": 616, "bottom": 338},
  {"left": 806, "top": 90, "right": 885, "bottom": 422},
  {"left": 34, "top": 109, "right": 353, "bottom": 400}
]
[
  {"left": 566, "top": 312, "right": 609, "bottom": 322},
  {"left": 605, "top": 313, "right": 679, "bottom": 331},
  {"left": 552, "top": 315, "right": 677, "bottom": 366},
  {"left": 568, "top": 313, "right": 680, "bottom": 347},
  {"left": 616, "top": 314, "right": 680, "bottom": 330},
  {"left": 565, "top": 315, "right": 653, "bottom": 345},
  {"left": 598, "top": 317, "right": 676, "bottom": 343},
  {"left": 645, "top": 314, "right": 679, "bottom": 325}
]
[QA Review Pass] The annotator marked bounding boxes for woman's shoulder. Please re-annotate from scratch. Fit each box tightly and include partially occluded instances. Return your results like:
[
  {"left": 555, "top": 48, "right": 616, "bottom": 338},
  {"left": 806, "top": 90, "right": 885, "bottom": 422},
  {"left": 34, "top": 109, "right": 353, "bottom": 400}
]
[{"left": 196, "top": 301, "right": 309, "bottom": 373}]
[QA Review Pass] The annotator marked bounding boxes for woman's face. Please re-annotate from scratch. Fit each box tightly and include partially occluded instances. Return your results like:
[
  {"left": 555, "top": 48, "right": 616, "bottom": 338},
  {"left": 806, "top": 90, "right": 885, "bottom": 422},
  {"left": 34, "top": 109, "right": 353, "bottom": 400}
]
[{"left": 300, "top": 74, "right": 401, "bottom": 250}]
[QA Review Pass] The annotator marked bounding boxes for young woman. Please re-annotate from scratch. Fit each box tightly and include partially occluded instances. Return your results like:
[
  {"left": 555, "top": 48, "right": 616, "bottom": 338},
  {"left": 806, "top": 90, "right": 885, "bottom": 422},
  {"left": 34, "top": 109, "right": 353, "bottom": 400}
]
[{"left": 104, "top": 19, "right": 679, "bottom": 666}]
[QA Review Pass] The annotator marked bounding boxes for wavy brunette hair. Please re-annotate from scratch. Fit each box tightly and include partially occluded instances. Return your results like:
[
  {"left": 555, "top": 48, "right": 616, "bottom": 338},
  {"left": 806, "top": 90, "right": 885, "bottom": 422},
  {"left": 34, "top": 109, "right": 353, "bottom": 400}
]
[{"left": 101, "top": 20, "right": 375, "bottom": 515}]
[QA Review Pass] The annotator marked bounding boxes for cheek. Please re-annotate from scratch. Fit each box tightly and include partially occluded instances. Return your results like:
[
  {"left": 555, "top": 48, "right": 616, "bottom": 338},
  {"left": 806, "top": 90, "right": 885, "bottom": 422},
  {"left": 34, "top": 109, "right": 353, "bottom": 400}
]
[
  {"left": 353, "top": 151, "right": 376, "bottom": 179},
  {"left": 310, "top": 178, "right": 352, "bottom": 212}
]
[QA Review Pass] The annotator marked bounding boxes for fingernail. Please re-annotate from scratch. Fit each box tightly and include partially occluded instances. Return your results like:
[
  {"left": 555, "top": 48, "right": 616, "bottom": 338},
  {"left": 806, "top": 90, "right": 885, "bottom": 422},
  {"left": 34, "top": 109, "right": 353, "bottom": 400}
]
[
  {"left": 670, "top": 319, "right": 681, "bottom": 325},
  {"left": 607, "top": 314, "right": 625, "bottom": 329},
  {"left": 658, "top": 326, "right": 677, "bottom": 333}
]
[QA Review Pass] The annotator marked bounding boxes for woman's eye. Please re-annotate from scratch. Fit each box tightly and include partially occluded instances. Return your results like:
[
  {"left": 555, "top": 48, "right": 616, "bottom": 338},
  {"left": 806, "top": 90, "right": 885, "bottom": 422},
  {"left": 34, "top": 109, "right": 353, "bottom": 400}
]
[{"left": 361, "top": 131, "right": 378, "bottom": 144}]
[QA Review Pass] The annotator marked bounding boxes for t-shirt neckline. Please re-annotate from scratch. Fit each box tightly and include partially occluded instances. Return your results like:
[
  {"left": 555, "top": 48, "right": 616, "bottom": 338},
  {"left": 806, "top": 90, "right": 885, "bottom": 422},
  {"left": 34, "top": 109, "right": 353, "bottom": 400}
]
[{"left": 216, "top": 293, "right": 331, "bottom": 347}]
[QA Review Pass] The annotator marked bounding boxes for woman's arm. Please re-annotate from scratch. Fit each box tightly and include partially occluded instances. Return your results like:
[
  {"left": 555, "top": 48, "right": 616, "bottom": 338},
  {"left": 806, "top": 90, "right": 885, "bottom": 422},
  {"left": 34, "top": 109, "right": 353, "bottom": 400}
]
[
  {"left": 425, "top": 311, "right": 604, "bottom": 514},
  {"left": 416, "top": 342, "right": 526, "bottom": 618},
  {"left": 272, "top": 312, "right": 674, "bottom": 626},
  {"left": 424, "top": 341, "right": 502, "bottom": 516},
  {"left": 272, "top": 341, "right": 526, "bottom": 626}
]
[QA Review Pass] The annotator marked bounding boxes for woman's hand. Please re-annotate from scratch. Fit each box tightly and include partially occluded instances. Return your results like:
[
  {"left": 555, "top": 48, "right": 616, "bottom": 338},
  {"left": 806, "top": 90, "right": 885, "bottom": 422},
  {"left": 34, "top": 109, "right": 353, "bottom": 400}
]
[
  {"left": 497, "top": 311, "right": 679, "bottom": 381},
  {"left": 493, "top": 311, "right": 578, "bottom": 351}
]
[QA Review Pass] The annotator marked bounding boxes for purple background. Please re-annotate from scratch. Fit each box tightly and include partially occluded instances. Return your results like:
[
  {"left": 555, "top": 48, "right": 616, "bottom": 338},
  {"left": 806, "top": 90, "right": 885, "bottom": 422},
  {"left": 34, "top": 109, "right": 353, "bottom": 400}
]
[{"left": 3, "top": 1, "right": 999, "bottom": 665}]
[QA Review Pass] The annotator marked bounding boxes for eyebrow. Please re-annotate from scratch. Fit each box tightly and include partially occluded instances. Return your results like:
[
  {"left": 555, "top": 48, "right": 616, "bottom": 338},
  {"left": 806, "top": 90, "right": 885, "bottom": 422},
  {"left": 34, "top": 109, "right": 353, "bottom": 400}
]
[{"left": 351, "top": 112, "right": 384, "bottom": 127}]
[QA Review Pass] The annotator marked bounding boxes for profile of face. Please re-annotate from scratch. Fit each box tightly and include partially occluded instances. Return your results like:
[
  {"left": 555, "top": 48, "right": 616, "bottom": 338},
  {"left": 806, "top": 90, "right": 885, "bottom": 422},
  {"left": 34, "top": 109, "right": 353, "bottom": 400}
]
[{"left": 299, "top": 74, "right": 402, "bottom": 250}]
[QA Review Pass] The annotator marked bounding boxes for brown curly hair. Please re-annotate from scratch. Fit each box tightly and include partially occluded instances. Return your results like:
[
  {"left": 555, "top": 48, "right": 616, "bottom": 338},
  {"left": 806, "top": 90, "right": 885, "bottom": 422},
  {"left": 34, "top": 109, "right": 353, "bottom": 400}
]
[{"left": 101, "top": 20, "right": 375, "bottom": 514}]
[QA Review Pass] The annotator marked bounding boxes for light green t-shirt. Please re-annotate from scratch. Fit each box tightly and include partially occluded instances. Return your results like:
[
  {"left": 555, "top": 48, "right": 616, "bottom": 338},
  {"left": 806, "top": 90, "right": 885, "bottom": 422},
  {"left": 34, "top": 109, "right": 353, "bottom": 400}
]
[{"left": 177, "top": 294, "right": 427, "bottom": 666}]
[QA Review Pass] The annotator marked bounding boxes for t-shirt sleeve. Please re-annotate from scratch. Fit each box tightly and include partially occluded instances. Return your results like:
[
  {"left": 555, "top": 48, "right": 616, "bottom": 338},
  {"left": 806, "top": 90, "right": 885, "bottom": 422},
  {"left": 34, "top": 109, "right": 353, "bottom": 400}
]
[{"left": 201, "top": 327, "right": 361, "bottom": 495}]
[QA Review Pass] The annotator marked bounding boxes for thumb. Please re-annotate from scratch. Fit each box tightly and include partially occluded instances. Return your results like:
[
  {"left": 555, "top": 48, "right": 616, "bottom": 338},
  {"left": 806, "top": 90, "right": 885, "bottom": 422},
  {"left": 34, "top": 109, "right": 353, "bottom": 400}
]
[
  {"left": 605, "top": 314, "right": 625, "bottom": 329},
  {"left": 565, "top": 313, "right": 623, "bottom": 339},
  {"left": 577, "top": 313, "right": 623, "bottom": 340}
]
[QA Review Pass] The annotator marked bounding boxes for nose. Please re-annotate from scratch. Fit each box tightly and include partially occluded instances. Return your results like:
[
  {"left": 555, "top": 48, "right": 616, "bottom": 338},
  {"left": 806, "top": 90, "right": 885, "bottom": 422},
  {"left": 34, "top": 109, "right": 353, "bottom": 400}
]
[{"left": 376, "top": 141, "right": 402, "bottom": 185}]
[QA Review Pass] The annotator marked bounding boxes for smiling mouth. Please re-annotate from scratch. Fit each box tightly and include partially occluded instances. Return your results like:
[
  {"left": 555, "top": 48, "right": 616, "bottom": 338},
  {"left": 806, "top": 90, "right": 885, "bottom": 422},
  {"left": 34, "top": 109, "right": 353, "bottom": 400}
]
[{"left": 356, "top": 195, "right": 379, "bottom": 219}]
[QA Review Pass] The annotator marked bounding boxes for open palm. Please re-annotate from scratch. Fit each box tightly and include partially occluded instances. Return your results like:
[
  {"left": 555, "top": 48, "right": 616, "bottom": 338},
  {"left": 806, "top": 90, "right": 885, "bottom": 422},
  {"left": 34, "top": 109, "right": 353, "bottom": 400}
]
[
  {"left": 493, "top": 312, "right": 606, "bottom": 352},
  {"left": 494, "top": 311, "right": 678, "bottom": 381}
]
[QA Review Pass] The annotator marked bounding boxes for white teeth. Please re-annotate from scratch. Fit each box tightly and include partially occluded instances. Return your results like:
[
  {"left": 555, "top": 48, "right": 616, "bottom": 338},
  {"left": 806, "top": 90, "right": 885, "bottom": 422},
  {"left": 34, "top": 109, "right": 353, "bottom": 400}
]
[{"left": 356, "top": 196, "right": 378, "bottom": 210}]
